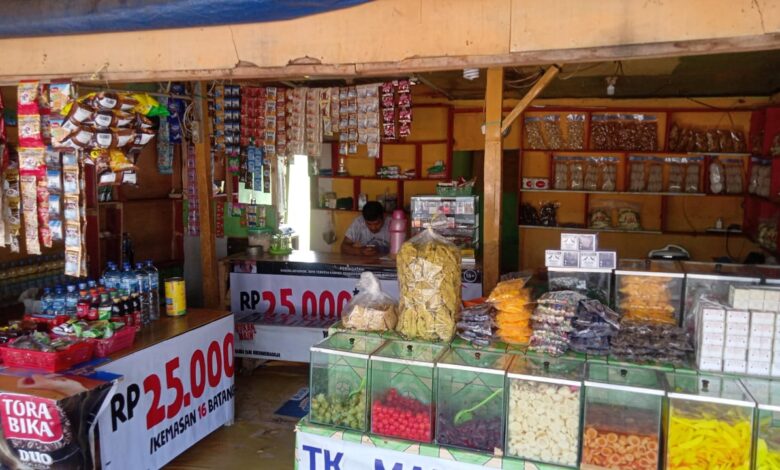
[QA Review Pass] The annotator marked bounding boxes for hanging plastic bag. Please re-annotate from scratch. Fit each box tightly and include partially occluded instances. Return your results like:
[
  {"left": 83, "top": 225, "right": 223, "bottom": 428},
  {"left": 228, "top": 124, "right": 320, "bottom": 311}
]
[
  {"left": 396, "top": 228, "right": 461, "bottom": 342},
  {"left": 342, "top": 272, "right": 398, "bottom": 331}
]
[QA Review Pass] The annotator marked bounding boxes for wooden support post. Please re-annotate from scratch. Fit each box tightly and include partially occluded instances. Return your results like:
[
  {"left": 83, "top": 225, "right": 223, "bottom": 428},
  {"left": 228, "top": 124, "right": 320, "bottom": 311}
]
[
  {"left": 483, "top": 67, "right": 504, "bottom": 294},
  {"left": 501, "top": 65, "right": 561, "bottom": 134},
  {"left": 194, "top": 82, "right": 219, "bottom": 308}
]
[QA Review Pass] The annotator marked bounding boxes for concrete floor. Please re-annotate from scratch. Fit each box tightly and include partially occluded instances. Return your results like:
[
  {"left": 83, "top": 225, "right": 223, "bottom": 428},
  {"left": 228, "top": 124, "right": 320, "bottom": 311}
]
[{"left": 167, "top": 361, "right": 307, "bottom": 470}]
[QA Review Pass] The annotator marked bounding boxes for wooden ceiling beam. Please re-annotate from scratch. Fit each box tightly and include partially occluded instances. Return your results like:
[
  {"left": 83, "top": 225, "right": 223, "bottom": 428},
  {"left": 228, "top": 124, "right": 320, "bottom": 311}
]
[{"left": 501, "top": 65, "right": 560, "bottom": 133}]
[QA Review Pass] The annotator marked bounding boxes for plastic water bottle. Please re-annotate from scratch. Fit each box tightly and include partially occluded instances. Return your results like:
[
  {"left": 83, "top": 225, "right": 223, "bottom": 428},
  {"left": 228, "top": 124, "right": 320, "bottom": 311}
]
[
  {"left": 104, "top": 263, "right": 120, "bottom": 290},
  {"left": 135, "top": 262, "right": 151, "bottom": 324},
  {"left": 120, "top": 263, "right": 137, "bottom": 297},
  {"left": 65, "top": 285, "right": 79, "bottom": 317},
  {"left": 52, "top": 286, "right": 66, "bottom": 317},
  {"left": 145, "top": 260, "right": 160, "bottom": 320},
  {"left": 40, "top": 287, "right": 53, "bottom": 316}
]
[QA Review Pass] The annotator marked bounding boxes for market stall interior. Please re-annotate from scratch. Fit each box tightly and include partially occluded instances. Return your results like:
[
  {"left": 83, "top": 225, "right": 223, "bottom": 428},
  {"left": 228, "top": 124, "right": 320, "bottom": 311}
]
[{"left": 1, "top": 46, "right": 780, "bottom": 469}]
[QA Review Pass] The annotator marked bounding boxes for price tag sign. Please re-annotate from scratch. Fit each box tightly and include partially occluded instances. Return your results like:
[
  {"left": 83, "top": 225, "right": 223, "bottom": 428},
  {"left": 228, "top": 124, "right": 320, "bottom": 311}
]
[{"left": 97, "top": 315, "right": 235, "bottom": 469}]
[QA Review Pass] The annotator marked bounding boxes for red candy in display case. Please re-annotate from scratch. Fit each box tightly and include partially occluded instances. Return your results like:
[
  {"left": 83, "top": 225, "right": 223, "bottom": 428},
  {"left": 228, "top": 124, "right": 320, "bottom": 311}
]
[{"left": 369, "top": 340, "right": 446, "bottom": 443}]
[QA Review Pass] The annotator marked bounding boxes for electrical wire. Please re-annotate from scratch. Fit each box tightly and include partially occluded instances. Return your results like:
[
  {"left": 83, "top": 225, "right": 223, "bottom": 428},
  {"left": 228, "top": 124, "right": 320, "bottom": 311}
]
[{"left": 557, "top": 63, "right": 604, "bottom": 81}]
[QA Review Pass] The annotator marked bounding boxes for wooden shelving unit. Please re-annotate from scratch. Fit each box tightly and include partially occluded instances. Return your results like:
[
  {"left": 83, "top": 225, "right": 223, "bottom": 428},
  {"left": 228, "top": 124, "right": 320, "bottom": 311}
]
[
  {"left": 311, "top": 104, "right": 454, "bottom": 212},
  {"left": 518, "top": 106, "right": 757, "bottom": 238}
]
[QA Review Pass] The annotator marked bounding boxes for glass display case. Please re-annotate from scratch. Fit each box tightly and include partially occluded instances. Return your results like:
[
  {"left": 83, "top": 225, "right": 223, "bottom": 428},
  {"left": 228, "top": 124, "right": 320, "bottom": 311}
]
[
  {"left": 309, "top": 333, "right": 386, "bottom": 432},
  {"left": 682, "top": 261, "right": 761, "bottom": 333},
  {"left": 665, "top": 373, "right": 755, "bottom": 469},
  {"left": 742, "top": 378, "right": 780, "bottom": 469},
  {"left": 369, "top": 340, "right": 447, "bottom": 442},
  {"left": 582, "top": 364, "right": 665, "bottom": 470},
  {"left": 505, "top": 353, "right": 585, "bottom": 467},
  {"left": 615, "top": 259, "right": 683, "bottom": 325},
  {"left": 548, "top": 267, "right": 613, "bottom": 307},
  {"left": 434, "top": 348, "right": 510, "bottom": 453},
  {"left": 410, "top": 196, "right": 480, "bottom": 258}
]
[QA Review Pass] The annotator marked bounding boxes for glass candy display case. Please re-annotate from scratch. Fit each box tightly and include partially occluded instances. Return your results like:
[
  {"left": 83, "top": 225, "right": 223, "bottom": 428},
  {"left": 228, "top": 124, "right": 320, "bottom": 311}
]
[
  {"left": 505, "top": 353, "right": 585, "bottom": 468},
  {"left": 615, "top": 259, "right": 684, "bottom": 325},
  {"left": 369, "top": 340, "right": 447, "bottom": 442},
  {"left": 682, "top": 262, "right": 760, "bottom": 333},
  {"left": 665, "top": 373, "right": 755, "bottom": 469},
  {"left": 309, "top": 334, "right": 386, "bottom": 432},
  {"left": 434, "top": 348, "right": 510, "bottom": 453},
  {"left": 582, "top": 364, "right": 666, "bottom": 470},
  {"left": 547, "top": 267, "right": 613, "bottom": 307},
  {"left": 742, "top": 378, "right": 780, "bottom": 469}
]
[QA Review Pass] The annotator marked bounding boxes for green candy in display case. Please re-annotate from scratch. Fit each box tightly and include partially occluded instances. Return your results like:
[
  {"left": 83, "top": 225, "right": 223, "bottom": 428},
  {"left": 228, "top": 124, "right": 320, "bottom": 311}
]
[
  {"left": 664, "top": 373, "right": 755, "bottom": 470},
  {"left": 309, "top": 333, "right": 385, "bottom": 432},
  {"left": 435, "top": 348, "right": 511, "bottom": 453},
  {"left": 581, "top": 364, "right": 665, "bottom": 470},
  {"left": 505, "top": 353, "right": 585, "bottom": 468},
  {"left": 369, "top": 340, "right": 447, "bottom": 443}
]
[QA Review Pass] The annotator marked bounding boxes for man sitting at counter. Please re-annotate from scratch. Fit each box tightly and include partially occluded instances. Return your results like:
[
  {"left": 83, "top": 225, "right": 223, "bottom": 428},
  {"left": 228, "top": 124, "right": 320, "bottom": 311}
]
[{"left": 341, "top": 201, "right": 390, "bottom": 256}]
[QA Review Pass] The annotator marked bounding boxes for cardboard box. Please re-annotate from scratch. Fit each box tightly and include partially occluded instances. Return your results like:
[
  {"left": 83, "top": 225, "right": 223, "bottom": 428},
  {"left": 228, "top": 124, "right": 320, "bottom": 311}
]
[
  {"left": 722, "top": 347, "right": 747, "bottom": 360},
  {"left": 577, "top": 234, "right": 597, "bottom": 251},
  {"left": 701, "top": 307, "right": 726, "bottom": 323},
  {"left": 726, "top": 335, "right": 749, "bottom": 349},
  {"left": 748, "top": 360, "right": 771, "bottom": 376},
  {"left": 763, "top": 301, "right": 780, "bottom": 313},
  {"left": 701, "top": 332, "right": 725, "bottom": 346},
  {"left": 752, "top": 311, "right": 777, "bottom": 326},
  {"left": 563, "top": 251, "right": 580, "bottom": 267},
  {"left": 764, "top": 288, "right": 780, "bottom": 303},
  {"left": 751, "top": 324, "right": 775, "bottom": 339},
  {"left": 729, "top": 285, "right": 750, "bottom": 309},
  {"left": 748, "top": 349, "right": 773, "bottom": 362},
  {"left": 699, "top": 342, "right": 724, "bottom": 359},
  {"left": 698, "top": 357, "right": 723, "bottom": 372},
  {"left": 522, "top": 177, "right": 549, "bottom": 190},
  {"left": 545, "top": 250, "right": 564, "bottom": 267},
  {"left": 750, "top": 288, "right": 768, "bottom": 302},
  {"left": 726, "top": 323, "right": 749, "bottom": 336},
  {"left": 771, "top": 363, "right": 780, "bottom": 378},
  {"left": 751, "top": 336, "right": 774, "bottom": 349},
  {"left": 724, "top": 359, "right": 747, "bottom": 374},
  {"left": 598, "top": 251, "right": 617, "bottom": 269},
  {"left": 579, "top": 252, "right": 599, "bottom": 269},
  {"left": 701, "top": 320, "right": 725, "bottom": 334},
  {"left": 751, "top": 299, "right": 767, "bottom": 311},
  {"left": 727, "top": 310, "right": 750, "bottom": 324},
  {"left": 560, "top": 233, "right": 579, "bottom": 251}
]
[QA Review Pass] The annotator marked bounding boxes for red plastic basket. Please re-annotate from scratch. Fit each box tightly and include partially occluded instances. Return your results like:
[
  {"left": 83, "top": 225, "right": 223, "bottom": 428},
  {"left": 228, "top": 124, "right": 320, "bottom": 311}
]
[
  {"left": 23, "top": 314, "right": 71, "bottom": 332},
  {"left": 92, "top": 326, "right": 138, "bottom": 358},
  {"left": 0, "top": 340, "right": 95, "bottom": 372}
]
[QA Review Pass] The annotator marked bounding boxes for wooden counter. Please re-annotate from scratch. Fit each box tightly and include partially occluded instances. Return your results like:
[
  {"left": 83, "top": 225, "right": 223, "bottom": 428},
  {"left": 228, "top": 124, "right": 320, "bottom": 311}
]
[{"left": 107, "top": 308, "right": 231, "bottom": 362}]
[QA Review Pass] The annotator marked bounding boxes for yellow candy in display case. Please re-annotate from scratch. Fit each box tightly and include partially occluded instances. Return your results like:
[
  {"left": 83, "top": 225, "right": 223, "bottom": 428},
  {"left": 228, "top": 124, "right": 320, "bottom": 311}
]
[{"left": 665, "top": 373, "right": 755, "bottom": 470}]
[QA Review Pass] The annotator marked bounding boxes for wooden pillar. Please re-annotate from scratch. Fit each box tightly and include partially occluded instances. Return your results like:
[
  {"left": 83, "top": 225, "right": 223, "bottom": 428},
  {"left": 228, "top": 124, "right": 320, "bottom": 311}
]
[
  {"left": 193, "top": 82, "right": 219, "bottom": 308},
  {"left": 483, "top": 67, "right": 504, "bottom": 294}
]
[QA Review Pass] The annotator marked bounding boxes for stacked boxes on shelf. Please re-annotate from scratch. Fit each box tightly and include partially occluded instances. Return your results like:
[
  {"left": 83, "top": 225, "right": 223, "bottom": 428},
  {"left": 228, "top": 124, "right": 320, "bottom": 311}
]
[
  {"left": 697, "top": 285, "right": 780, "bottom": 376},
  {"left": 544, "top": 233, "right": 616, "bottom": 269}
]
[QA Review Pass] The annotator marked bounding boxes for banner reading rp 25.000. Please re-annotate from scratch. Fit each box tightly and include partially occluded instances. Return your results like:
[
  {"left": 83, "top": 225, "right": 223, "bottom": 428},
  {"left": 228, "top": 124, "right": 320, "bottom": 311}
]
[{"left": 97, "top": 315, "right": 235, "bottom": 470}]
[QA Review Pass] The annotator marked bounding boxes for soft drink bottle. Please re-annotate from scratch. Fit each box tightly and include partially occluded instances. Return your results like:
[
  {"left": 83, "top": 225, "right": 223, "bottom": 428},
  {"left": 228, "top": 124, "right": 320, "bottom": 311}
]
[
  {"left": 144, "top": 260, "right": 160, "bottom": 320},
  {"left": 98, "top": 293, "right": 112, "bottom": 321},
  {"left": 135, "top": 262, "right": 151, "bottom": 325}
]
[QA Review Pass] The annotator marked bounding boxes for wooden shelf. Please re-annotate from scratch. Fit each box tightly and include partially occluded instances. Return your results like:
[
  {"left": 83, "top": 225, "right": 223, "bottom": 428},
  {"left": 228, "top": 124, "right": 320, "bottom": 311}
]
[
  {"left": 311, "top": 208, "right": 360, "bottom": 213},
  {"left": 521, "top": 189, "right": 708, "bottom": 197},
  {"left": 518, "top": 225, "right": 663, "bottom": 235},
  {"left": 315, "top": 175, "right": 447, "bottom": 182},
  {"left": 520, "top": 149, "right": 753, "bottom": 157}
]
